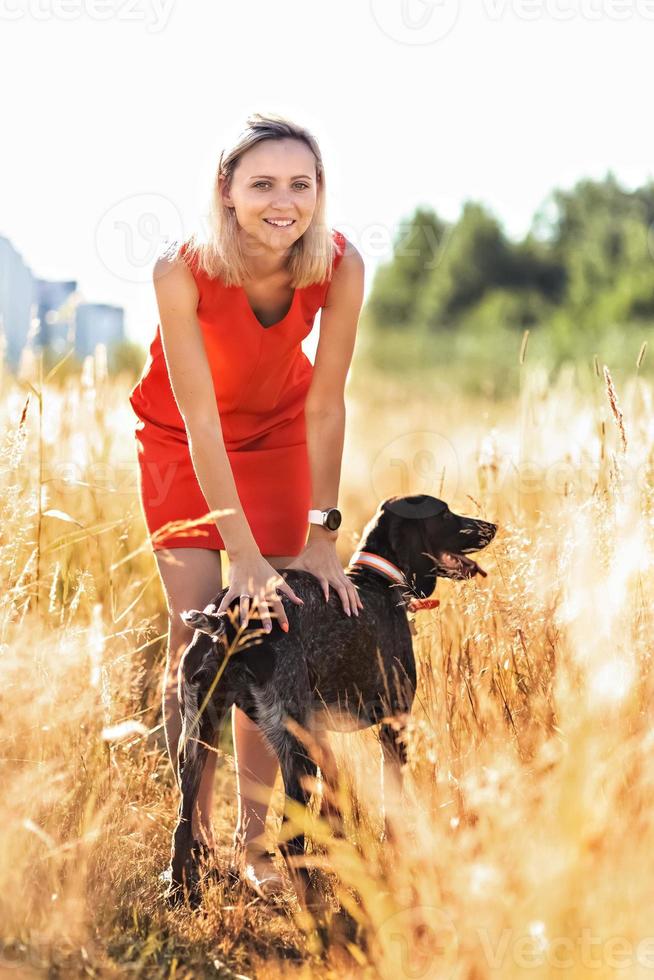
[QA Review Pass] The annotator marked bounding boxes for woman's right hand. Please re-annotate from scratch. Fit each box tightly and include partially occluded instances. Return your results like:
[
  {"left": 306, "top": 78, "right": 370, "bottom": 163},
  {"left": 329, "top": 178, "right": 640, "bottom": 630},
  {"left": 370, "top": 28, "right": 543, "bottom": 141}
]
[{"left": 216, "top": 549, "right": 305, "bottom": 633}]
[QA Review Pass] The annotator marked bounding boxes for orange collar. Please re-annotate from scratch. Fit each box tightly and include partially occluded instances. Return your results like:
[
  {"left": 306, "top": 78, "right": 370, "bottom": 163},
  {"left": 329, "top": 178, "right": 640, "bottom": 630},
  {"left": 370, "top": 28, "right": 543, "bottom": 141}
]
[{"left": 347, "top": 550, "right": 440, "bottom": 613}]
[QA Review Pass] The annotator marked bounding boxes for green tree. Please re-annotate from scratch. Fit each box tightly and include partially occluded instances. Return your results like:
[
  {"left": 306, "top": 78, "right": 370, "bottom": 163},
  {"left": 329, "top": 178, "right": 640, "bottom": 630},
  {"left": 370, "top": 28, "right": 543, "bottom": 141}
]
[
  {"left": 415, "top": 202, "right": 514, "bottom": 330},
  {"left": 366, "top": 207, "right": 447, "bottom": 328},
  {"left": 532, "top": 171, "right": 654, "bottom": 327}
]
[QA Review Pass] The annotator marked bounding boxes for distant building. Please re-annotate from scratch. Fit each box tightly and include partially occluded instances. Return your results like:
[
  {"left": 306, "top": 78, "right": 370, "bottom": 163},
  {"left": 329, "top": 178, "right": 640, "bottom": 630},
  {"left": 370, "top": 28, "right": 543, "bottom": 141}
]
[
  {"left": 34, "top": 278, "right": 78, "bottom": 356},
  {"left": 0, "top": 232, "right": 126, "bottom": 368},
  {"left": 75, "top": 303, "right": 125, "bottom": 359},
  {"left": 0, "top": 235, "right": 34, "bottom": 368}
]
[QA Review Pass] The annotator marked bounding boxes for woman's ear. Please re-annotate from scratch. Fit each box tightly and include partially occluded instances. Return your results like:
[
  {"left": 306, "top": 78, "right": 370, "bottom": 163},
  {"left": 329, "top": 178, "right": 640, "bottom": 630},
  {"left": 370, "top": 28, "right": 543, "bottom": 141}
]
[
  {"left": 218, "top": 171, "right": 233, "bottom": 209},
  {"left": 388, "top": 513, "right": 437, "bottom": 599}
]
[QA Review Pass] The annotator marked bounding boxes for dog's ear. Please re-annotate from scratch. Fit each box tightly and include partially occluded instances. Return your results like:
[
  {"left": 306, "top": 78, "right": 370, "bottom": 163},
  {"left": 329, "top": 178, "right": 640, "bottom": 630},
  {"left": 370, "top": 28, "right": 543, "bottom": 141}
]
[
  {"left": 387, "top": 512, "right": 437, "bottom": 599},
  {"left": 181, "top": 608, "right": 226, "bottom": 639}
]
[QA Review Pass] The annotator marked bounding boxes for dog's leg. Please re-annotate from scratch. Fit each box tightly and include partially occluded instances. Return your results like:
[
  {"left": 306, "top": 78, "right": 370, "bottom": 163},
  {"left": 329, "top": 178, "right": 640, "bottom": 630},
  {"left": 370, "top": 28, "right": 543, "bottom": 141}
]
[
  {"left": 276, "top": 732, "right": 325, "bottom": 912},
  {"left": 289, "top": 712, "right": 345, "bottom": 839},
  {"left": 378, "top": 721, "right": 409, "bottom": 846},
  {"left": 313, "top": 731, "right": 345, "bottom": 840},
  {"left": 167, "top": 670, "right": 226, "bottom": 908}
]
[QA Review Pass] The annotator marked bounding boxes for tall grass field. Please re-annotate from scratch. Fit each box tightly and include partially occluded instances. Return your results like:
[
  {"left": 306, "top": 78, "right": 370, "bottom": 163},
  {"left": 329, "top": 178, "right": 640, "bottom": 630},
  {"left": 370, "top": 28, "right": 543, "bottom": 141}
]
[{"left": 2, "top": 339, "right": 653, "bottom": 979}]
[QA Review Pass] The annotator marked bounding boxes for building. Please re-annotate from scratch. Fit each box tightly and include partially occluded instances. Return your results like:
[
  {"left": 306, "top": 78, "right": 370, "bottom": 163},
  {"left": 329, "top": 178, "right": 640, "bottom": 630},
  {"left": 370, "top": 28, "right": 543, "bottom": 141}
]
[
  {"left": 75, "top": 303, "right": 125, "bottom": 359},
  {"left": 0, "top": 232, "right": 126, "bottom": 368},
  {"left": 0, "top": 235, "right": 34, "bottom": 368},
  {"left": 34, "top": 278, "right": 78, "bottom": 356}
]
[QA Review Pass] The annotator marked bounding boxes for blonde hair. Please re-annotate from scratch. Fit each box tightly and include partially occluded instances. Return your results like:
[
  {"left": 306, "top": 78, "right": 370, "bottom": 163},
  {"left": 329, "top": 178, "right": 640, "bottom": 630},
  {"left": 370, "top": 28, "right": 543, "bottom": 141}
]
[{"left": 176, "top": 112, "right": 338, "bottom": 289}]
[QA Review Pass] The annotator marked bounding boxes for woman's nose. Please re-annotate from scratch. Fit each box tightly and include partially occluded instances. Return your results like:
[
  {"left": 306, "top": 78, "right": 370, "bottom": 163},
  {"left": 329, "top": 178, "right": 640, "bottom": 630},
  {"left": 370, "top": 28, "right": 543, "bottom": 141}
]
[{"left": 271, "top": 195, "right": 293, "bottom": 209}]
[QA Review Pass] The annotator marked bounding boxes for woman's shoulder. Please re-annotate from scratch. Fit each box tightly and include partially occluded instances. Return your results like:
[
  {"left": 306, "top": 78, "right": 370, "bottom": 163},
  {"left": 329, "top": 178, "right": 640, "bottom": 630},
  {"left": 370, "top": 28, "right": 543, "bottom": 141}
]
[
  {"left": 330, "top": 228, "right": 365, "bottom": 284},
  {"left": 174, "top": 238, "right": 203, "bottom": 277},
  {"left": 152, "top": 238, "right": 197, "bottom": 275},
  {"left": 331, "top": 227, "right": 347, "bottom": 260},
  {"left": 330, "top": 228, "right": 363, "bottom": 284},
  {"left": 152, "top": 240, "right": 201, "bottom": 299},
  {"left": 156, "top": 237, "right": 213, "bottom": 274}
]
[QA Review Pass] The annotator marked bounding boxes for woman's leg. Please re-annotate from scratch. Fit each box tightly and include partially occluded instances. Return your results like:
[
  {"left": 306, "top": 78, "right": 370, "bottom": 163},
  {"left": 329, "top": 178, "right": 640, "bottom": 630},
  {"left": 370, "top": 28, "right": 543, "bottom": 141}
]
[
  {"left": 232, "top": 553, "right": 295, "bottom": 852},
  {"left": 153, "top": 546, "right": 223, "bottom": 848}
]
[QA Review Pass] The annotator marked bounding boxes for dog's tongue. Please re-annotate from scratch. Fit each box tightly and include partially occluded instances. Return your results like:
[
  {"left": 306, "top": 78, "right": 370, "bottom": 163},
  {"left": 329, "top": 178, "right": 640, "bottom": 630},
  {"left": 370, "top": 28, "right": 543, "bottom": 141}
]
[{"left": 440, "top": 551, "right": 487, "bottom": 578}]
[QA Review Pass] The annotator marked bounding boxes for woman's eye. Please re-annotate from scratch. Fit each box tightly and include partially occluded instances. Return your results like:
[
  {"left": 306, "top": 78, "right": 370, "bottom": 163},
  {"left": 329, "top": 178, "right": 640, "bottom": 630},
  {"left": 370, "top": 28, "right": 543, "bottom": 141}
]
[{"left": 253, "top": 181, "right": 309, "bottom": 190}]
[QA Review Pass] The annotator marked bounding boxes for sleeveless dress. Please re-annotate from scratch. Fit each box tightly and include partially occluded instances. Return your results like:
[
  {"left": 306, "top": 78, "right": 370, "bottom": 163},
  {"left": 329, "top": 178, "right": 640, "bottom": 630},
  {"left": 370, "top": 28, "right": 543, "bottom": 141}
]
[{"left": 128, "top": 227, "right": 347, "bottom": 554}]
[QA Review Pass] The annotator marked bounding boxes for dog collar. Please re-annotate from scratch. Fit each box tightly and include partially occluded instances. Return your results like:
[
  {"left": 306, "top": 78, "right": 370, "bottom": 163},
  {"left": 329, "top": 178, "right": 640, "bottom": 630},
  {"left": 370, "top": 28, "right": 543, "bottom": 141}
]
[{"left": 347, "top": 550, "right": 439, "bottom": 613}]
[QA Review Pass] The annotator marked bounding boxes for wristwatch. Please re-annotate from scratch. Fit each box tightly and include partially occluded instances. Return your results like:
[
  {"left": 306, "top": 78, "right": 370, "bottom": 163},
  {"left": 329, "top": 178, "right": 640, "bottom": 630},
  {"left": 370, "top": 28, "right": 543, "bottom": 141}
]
[{"left": 308, "top": 507, "right": 342, "bottom": 531}]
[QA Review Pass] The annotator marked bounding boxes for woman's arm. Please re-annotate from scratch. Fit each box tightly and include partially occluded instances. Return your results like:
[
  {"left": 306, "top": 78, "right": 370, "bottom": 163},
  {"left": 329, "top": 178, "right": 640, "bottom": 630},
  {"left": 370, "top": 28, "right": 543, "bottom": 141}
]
[
  {"left": 283, "top": 242, "right": 365, "bottom": 613},
  {"left": 304, "top": 410, "right": 345, "bottom": 544},
  {"left": 304, "top": 242, "right": 366, "bottom": 544},
  {"left": 153, "top": 254, "right": 258, "bottom": 559}
]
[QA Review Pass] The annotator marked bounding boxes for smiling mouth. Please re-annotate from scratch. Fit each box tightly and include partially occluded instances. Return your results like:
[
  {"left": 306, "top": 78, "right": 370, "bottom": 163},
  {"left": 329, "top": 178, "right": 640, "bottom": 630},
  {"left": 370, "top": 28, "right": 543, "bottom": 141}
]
[{"left": 436, "top": 551, "right": 487, "bottom": 579}]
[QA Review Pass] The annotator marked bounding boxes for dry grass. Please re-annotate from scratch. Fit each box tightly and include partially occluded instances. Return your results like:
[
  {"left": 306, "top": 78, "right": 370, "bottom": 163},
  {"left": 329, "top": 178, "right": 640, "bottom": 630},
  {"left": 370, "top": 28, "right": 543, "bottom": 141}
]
[{"left": 2, "top": 345, "right": 654, "bottom": 978}]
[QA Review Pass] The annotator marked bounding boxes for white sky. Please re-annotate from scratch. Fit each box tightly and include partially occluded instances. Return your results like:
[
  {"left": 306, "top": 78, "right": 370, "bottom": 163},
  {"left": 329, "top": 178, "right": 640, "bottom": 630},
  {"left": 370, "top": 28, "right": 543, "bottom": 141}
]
[{"left": 1, "top": 0, "right": 652, "bottom": 346}]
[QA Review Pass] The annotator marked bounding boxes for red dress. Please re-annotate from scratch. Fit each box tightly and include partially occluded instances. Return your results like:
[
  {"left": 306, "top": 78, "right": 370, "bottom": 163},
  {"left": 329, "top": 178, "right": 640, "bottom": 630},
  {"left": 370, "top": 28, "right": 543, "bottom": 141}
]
[{"left": 128, "top": 228, "right": 347, "bottom": 554}]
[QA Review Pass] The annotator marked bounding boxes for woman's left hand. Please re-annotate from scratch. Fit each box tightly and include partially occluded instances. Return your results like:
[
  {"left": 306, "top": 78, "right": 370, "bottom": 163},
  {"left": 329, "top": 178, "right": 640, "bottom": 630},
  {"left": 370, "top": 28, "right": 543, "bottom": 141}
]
[{"left": 286, "top": 539, "right": 364, "bottom": 617}]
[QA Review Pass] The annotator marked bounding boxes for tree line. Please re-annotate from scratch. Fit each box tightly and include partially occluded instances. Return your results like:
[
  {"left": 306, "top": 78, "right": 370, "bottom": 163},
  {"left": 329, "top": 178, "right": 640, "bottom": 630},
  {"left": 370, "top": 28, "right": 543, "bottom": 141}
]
[{"left": 367, "top": 172, "right": 654, "bottom": 343}]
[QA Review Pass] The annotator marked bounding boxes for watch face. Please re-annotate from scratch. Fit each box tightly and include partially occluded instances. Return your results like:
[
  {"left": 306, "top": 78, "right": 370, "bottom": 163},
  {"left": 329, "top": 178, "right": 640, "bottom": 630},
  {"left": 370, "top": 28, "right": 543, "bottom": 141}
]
[{"left": 325, "top": 508, "right": 342, "bottom": 531}]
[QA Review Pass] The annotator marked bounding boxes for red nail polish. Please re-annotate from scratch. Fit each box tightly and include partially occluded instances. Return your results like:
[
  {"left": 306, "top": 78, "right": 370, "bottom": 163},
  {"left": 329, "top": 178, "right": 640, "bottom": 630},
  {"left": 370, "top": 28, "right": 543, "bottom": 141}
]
[{"left": 281, "top": 623, "right": 289, "bottom": 632}]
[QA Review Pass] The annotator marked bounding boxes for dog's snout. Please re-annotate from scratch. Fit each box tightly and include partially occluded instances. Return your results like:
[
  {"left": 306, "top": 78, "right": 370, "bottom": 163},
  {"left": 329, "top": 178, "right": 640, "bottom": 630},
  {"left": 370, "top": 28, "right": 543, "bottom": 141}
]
[
  {"left": 484, "top": 521, "right": 498, "bottom": 541},
  {"left": 455, "top": 516, "right": 497, "bottom": 553},
  {"left": 476, "top": 521, "right": 497, "bottom": 545}
]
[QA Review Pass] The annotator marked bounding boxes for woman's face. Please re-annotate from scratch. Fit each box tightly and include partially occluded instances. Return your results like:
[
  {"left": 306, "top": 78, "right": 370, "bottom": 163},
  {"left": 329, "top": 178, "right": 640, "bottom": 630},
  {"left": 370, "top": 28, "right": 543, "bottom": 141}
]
[{"left": 221, "top": 137, "right": 319, "bottom": 259}]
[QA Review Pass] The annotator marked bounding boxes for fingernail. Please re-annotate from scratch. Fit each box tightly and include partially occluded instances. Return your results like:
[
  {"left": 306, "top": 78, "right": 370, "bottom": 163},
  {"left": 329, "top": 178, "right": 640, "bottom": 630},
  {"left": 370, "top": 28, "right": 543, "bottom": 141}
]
[
  {"left": 281, "top": 623, "right": 289, "bottom": 632},
  {"left": 265, "top": 625, "right": 272, "bottom": 633}
]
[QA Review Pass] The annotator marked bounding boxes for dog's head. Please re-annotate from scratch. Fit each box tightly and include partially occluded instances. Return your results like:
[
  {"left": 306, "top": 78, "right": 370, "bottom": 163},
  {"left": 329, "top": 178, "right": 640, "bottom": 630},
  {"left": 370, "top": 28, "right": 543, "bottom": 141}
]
[{"left": 362, "top": 494, "right": 497, "bottom": 599}]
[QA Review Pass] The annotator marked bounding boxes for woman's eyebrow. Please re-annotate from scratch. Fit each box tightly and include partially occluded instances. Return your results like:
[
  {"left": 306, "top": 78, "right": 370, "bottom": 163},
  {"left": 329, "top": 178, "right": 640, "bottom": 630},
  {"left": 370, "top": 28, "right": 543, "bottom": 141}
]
[{"left": 249, "top": 174, "right": 313, "bottom": 180}]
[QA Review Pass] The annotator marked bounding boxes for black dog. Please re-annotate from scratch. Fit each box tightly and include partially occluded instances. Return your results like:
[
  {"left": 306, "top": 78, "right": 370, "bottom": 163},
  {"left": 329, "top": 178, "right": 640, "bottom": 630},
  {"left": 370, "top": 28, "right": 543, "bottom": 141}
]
[{"left": 166, "top": 494, "right": 497, "bottom": 908}]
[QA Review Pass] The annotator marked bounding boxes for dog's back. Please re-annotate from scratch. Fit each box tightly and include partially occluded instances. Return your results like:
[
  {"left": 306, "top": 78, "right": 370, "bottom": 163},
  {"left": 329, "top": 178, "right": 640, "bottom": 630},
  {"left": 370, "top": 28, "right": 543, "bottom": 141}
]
[{"left": 205, "top": 566, "right": 416, "bottom": 732}]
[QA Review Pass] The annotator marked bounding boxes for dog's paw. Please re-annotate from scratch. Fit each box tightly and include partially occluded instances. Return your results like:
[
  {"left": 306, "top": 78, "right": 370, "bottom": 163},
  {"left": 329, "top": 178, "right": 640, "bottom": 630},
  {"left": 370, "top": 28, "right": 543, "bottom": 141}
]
[
  {"left": 164, "top": 876, "right": 203, "bottom": 911},
  {"left": 163, "top": 879, "right": 185, "bottom": 910}
]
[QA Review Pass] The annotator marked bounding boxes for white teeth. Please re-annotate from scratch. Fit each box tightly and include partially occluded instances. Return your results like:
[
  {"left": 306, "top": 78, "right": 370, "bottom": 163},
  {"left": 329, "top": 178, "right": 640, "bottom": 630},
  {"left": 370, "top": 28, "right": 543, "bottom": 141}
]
[{"left": 264, "top": 219, "right": 294, "bottom": 226}]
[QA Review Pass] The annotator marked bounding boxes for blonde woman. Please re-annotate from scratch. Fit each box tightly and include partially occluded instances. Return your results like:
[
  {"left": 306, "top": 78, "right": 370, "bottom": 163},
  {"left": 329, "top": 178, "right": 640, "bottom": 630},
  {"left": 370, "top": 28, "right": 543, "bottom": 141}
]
[{"left": 129, "top": 112, "right": 365, "bottom": 897}]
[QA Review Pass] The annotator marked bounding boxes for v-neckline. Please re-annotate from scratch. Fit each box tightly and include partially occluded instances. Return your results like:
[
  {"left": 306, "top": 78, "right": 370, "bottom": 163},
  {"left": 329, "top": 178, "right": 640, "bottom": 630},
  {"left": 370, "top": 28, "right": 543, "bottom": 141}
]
[{"left": 240, "top": 282, "right": 298, "bottom": 330}]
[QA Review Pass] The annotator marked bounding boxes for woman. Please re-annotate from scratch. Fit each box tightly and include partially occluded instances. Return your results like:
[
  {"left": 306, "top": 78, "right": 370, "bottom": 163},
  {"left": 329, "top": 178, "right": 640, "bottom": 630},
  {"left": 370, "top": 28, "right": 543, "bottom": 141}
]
[{"left": 129, "top": 112, "right": 365, "bottom": 898}]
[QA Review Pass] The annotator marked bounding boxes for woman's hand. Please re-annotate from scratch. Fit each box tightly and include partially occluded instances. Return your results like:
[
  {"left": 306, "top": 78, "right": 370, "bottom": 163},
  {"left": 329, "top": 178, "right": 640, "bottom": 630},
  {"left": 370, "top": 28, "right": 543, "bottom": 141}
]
[
  {"left": 286, "top": 539, "right": 363, "bottom": 617},
  {"left": 218, "top": 549, "right": 304, "bottom": 633}
]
